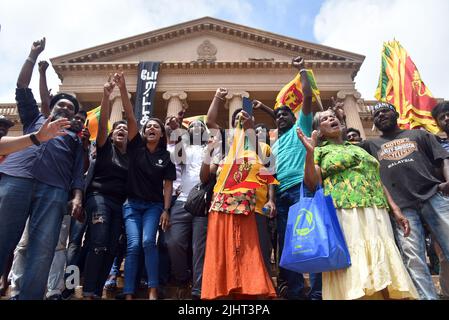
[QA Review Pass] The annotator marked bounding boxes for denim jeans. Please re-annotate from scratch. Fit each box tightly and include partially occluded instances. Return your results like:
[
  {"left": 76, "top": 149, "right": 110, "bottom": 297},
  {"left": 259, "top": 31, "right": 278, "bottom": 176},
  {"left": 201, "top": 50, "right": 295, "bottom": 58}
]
[
  {"left": 123, "top": 198, "right": 163, "bottom": 294},
  {"left": 393, "top": 191, "right": 449, "bottom": 300},
  {"left": 46, "top": 215, "right": 71, "bottom": 298},
  {"left": 0, "top": 175, "right": 68, "bottom": 300},
  {"left": 276, "top": 183, "right": 322, "bottom": 300},
  {"left": 66, "top": 216, "right": 86, "bottom": 269},
  {"left": 83, "top": 194, "right": 124, "bottom": 297},
  {"left": 8, "top": 218, "right": 30, "bottom": 297},
  {"left": 109, "top": 233, "right": 126, "bottom": 277},
  {"left": 165, "top": 200, "right": 208, "bottom": 297}
]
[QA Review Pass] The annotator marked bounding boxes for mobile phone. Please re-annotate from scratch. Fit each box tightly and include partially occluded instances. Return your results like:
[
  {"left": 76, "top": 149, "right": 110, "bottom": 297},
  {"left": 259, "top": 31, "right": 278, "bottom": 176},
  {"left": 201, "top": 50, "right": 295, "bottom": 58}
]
[{"left": 242, "top": 97, "right": 253, "bottom": 117}]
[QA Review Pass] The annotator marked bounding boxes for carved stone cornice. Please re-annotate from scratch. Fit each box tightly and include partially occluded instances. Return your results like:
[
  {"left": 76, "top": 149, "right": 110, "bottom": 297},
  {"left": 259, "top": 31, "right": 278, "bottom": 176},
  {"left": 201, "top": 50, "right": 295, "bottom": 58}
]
[
  {"left": 50, "top": 17, "right": 365, "bottom": 67},
  {"left": 53, "top": 60, "right": 362, "bottom": 78}
]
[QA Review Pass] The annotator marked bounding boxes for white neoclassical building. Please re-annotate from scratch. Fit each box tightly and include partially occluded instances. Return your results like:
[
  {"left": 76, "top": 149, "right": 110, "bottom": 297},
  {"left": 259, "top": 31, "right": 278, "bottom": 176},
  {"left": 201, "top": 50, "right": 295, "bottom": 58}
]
[{"left": 1, "top": 17, "right": 393, "bottom": 137}]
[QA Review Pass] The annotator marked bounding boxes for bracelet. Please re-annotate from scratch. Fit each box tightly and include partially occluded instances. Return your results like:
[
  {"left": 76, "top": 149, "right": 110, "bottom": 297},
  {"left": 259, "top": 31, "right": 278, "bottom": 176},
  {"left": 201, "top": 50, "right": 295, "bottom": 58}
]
[
  {"left": 163, "top": 207, "right": 171, "bottom": 212},
  {"left": 299, "top": 68, "right": 307, "bottom": 74},
  {"left": 214, "top": 95, "right": 225, "bottom": 102},
  {"left": 26, "top": 56, "right": 36, "bottom": 64},
  {"left": 29, "top": 133, "right": 41, "bottom": 146}
]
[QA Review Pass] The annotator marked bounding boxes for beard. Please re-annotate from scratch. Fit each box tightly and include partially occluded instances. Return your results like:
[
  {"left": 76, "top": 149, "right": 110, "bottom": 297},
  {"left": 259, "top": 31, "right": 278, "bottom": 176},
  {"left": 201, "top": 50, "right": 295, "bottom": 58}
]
[
  {"left": 375, "top": 118, "right": 397, "bottom": 132},
  {"left": 51, "top": 108, "right": 72, "bottom": 121}
]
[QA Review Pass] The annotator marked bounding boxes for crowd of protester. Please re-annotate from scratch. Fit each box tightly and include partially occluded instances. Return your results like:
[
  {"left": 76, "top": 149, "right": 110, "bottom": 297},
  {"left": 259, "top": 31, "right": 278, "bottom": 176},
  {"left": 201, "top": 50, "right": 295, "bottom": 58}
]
[{"left": 0, "top": 38, "right": 448, "bottom": 300}]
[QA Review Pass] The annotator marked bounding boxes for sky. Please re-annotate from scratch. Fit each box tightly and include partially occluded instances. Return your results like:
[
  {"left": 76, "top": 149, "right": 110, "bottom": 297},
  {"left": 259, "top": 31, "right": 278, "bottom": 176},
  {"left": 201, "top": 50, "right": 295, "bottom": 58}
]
[{"left": 0, "top": 0, "right": 447, "bottom": 103}]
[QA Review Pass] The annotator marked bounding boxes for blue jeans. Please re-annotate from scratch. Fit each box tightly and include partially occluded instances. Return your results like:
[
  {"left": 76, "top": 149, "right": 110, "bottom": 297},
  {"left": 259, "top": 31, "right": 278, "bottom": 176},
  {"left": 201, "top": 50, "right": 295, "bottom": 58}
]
[
  {"left": 109, "top": 233, "right": 126, "bottom": 277},
  {"left": 393, "top": 191, "right": 449, "bottom": 300},
  {"left": 83, "top": 194, "right": 124, "bottom": 297},
  {"left": 123, "top": 198, "right": 163, "bottom": 294},
  {"left": 66, "top": 216, "right": 86, "bottom": 269},
  {"left": 0, "top": 175, "right": 68, "bottom": 300},
  {"left": 276, "top": 183, "right": 322, "bottom": 300}
]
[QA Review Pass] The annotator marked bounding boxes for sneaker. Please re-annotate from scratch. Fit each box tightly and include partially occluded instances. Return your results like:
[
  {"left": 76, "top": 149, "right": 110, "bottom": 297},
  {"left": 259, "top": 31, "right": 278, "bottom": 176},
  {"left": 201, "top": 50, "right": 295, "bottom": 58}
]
[
  {"left": 9, "top": 295, "right": 19, "bottom": 300},
  {"left": 278, "top": 284, "right": 288, "bottom": 299},
  {"left": 104, "top": 278, "right": 117, "bottom": 291},
  {"left": 47, "top": 294, "right": 62, "bottom": 300},
  {"left": 61, "top": 288, "right": 75, "bottom": 300}
]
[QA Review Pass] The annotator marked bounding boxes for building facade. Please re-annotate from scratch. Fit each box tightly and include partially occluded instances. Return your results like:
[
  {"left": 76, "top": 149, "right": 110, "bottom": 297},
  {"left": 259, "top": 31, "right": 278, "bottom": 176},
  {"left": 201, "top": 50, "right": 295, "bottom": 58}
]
[{"left": 2, "top": 17, "right": 384, "bottom": 137}]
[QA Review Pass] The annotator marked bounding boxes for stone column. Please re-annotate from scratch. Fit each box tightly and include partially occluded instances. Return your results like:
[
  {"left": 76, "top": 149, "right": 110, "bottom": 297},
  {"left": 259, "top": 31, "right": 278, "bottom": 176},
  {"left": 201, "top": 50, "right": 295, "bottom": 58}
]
[
  {"left": 225, "top": 91, "right": 249, "bottom": 128},
  {"left": 337, "top": 89, "right": 366, "bottom": 139},
  {"left": 109, "top": 91, "right": 123, "bottom": 124},
  {"left": 162, "top": 91, "right": 188, "bottom": 119}
]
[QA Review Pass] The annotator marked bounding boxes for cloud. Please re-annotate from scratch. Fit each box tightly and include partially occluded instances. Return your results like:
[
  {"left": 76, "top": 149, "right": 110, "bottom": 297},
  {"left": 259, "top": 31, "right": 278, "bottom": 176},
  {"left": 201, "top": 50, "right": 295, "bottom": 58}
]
[
  {"left": 314, "top": 0, "right": 449, "bottom": 100},
  {"left": 0, "top": 0, "right": 254, "bottom": 102}
]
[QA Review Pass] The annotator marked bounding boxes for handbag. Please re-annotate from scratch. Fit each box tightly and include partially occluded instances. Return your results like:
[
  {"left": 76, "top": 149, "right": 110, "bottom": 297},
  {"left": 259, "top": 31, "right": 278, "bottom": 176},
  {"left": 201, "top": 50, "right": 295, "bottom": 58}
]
[
  {"left": 279, "top": 184, "right": 351, "bottom": 273},
  {"left": 184, "top": 176, "right": 216, "bottom": 217}
]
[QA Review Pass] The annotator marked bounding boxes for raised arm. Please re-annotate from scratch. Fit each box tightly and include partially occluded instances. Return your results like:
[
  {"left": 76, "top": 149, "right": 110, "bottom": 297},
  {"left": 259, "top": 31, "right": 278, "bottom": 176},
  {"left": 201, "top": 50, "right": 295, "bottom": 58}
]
[
  {"left": 97, "top": 77, "right": 115, "bottom": 148},
  {"left": 253, "top": 100, "right": 275, "bottom": 120},
  {"left": 293, "top": 56, "right": 313, "bottom": 116},
  {"left": 200, "top": 136, "right": 220, "bottom": 184},
  {"left": 296, "top": 128, "right": 321, "bottom": 191},
  {"left": 114, "top": 72, "right": 138, "bottom": 140},
  {"left": 38, "top": 61, "right": 51, "bottom": 117},
  {"left": 17, "top": 37, "right": 46, "bottom": 88},
  {"left": 206, "top": 88, "right": 228, "bottom": 130},
  {"left": 330, "top": 97, "right": 347, "bottom": 128}
]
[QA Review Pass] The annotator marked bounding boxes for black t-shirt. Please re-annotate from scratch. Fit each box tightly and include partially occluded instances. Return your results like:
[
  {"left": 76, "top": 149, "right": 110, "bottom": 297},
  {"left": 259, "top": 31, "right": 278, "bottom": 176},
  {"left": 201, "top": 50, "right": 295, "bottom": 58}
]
[
  {"left": 360, "top": 129, "right": 449, "bottom": 210},
  {"left": 127, "top": 134, "right": 176, "bottom": 203},
  {"left": 86, "top": 138, "right": 129, "bottom": 202}
]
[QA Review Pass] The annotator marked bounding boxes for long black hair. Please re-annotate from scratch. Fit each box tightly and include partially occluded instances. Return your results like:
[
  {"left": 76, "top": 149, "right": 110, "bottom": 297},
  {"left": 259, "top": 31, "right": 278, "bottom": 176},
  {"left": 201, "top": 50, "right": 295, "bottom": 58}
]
[{"left": 140, "top": 117, "right": 167, "bottom": 151}]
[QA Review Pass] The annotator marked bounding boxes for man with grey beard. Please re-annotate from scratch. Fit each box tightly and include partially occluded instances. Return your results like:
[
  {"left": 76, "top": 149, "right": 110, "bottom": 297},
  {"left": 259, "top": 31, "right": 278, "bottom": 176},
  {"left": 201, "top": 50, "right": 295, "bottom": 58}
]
[{"left": 0, "top": 37, "right": 84, "bottom": 300}]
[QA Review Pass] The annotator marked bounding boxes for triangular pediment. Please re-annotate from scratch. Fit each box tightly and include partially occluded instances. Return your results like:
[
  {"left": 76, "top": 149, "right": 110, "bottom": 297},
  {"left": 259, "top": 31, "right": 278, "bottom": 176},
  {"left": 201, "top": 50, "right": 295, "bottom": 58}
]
[{"left": 51, "top": 17, "right": 364, "bottom": 65}]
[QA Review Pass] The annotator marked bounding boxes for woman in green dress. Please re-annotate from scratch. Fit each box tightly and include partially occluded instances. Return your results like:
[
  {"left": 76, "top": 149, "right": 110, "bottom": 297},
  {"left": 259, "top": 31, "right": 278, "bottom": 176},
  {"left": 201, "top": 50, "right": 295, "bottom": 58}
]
[{"left": 296, "top": 109, "right": 418, "bottom": 300}]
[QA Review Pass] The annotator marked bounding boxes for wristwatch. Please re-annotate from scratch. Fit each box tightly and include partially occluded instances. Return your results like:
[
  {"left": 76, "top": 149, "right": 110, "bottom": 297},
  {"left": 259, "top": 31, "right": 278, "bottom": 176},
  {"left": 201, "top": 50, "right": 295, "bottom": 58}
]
[{"left": 30, "top": 133, "right": 41, "bottom": 146}]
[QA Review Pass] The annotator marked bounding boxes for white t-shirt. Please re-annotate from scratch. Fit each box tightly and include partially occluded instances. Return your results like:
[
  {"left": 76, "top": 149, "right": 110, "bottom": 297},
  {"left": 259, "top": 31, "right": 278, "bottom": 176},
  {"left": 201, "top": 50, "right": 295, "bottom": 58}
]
[{"left": 177, "top": 144, "right": 207, "bottom": 202}]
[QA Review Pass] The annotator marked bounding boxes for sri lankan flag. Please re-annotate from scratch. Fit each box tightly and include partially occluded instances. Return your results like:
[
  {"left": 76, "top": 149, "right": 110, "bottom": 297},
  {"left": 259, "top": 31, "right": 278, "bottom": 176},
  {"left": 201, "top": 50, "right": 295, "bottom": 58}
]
[
  {"left": 85, "top": 106, "right": 111, "bottom": 142},
  {"left": 274, "top": 69, "right": 322, "bottom": 114},
  {"left": 182, "top": 115, "right": 207, "bottom": 128},
  {"left": 375, "top": 40, "right": 438, "bottom": 134},
  {"left": 213, "top": 121, "right": 278, "bottom": 195}
]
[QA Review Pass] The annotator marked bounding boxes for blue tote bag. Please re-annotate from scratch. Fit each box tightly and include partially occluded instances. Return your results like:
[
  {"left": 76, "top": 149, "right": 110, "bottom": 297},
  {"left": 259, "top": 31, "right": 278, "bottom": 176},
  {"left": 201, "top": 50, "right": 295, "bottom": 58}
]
[{"left": 279, "top": 184, "right": 351, "bottom": 274}]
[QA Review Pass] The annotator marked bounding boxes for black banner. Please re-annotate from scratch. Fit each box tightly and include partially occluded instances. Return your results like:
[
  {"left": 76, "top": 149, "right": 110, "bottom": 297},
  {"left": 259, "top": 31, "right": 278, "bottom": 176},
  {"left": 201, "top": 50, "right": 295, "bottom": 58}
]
[{"left": 135, "top": 61, "right": 161, "bottom": 127}]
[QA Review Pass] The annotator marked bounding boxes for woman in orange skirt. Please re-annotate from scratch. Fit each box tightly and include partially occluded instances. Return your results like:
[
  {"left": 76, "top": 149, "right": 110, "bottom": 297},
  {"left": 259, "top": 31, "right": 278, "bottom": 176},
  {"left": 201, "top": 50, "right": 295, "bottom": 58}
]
[{"left": 200, "top": 91, "right": 277, "bottom": 299}]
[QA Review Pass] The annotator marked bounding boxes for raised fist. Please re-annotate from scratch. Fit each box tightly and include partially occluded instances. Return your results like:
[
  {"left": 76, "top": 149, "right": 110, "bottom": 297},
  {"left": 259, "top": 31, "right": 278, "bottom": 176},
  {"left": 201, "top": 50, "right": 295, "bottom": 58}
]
[
  {"left": 31, "top": 37, "right": 46, "bottom": 56},
  {"left": 215, "top": 87, "right": 228, "bottom": 100},
  {"left": 103, "top": 75, "right": 115, "bottom": 96},
  {"left": 38, "top": 61, "right": 49, "bottom": 74},
  {"left": 292, "top": 56, "right": 305, "bottom": 70},
  {"left": 252, "top": 99, "right": 264, "bottom": 110},
  {"left": 113, "top": 72, "right": 126, "bottom": 90}
]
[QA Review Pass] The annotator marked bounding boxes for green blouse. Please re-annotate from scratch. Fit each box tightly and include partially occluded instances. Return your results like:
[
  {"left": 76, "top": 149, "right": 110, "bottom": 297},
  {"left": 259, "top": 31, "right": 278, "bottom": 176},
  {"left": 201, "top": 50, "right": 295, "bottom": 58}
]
[{"left": 314, "top": 141, "right": 389, "bottom": 209}]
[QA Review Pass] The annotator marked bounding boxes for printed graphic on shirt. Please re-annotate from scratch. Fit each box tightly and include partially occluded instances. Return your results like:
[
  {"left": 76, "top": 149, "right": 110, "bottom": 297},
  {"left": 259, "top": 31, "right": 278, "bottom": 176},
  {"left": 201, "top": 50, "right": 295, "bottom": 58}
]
[
  {"left": 378, "top": 138, "right": 418, "bottom": 161},
  {"left": 155, "top": 159, "right": 164, "bottom": 167}
]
